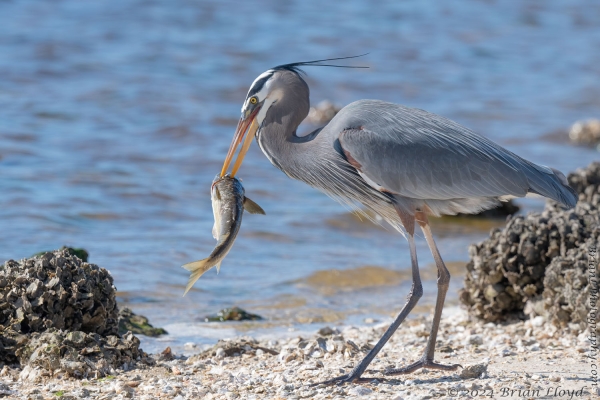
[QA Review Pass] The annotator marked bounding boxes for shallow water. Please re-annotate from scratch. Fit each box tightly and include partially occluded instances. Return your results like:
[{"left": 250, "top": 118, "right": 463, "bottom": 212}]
[{"left": 1, "top": 0, "right": 599, "bottom": 353}]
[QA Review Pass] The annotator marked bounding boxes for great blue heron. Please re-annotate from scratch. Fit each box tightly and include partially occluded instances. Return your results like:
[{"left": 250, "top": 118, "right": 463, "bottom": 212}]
[{"left": 219, "top": 56, "right": 577, "bottom": 385}]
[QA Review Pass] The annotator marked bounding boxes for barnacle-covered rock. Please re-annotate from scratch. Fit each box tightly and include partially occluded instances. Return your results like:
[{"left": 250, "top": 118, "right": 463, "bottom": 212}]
[
  {"left": 459, "top": 162, "right": 600, "bottom": 333},
  {"left": 0, "top": 249, "right": 151, "bottom": 378},
  {"left": 14, "top": 329, "right": 150, "bottom": 379},
  {"left": 530, "top": 238, "right": 597, "bottom": 332},
  {"left": 32, "top": 246, "right": 89, "bottom": 262},
  {"left": 0, "top": 248, "right": 118, "bottom": 335}
]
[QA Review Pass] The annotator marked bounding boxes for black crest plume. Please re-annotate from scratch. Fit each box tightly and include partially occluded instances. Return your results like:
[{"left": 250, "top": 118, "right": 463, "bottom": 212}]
[{"left": 272, "top": 54, "right": 369, "bottom": 75}]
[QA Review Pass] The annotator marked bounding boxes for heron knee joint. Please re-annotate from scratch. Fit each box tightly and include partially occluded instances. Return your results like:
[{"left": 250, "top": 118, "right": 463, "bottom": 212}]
[
  {"left": 437, "top": 269, "right": 451, "bottom": 286},
  {"left": 410, "top": 283, "right": 423, "bottom": 300}
]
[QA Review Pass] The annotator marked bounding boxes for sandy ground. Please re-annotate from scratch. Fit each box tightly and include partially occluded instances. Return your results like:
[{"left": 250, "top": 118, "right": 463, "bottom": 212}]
[{"left": 1, "top": 307, "right": 596, "bottom": 400}]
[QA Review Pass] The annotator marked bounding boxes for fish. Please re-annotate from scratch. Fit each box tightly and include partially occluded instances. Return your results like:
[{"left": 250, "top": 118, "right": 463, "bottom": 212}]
[{"left": 182, "top": 175, "right": 265, "bottom": 295}]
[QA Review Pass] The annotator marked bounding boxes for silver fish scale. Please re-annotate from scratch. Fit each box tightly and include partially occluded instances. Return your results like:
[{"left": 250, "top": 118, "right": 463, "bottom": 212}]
[{"left": 211, "top": 175, "right": 245, "bottom": 243}]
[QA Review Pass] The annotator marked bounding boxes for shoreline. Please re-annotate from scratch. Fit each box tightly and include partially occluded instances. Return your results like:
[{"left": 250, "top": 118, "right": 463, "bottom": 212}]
[
  {"left": 3, "top": 161, "right": 599, "bottom": 399},
  {"left": 3, "top": 307, "right": 594, "bottom": 399}
]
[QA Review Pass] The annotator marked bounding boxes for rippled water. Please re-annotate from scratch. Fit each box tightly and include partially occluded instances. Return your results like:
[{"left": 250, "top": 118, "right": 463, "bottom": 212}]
[{"left": 1, "top": 0, "right": 599, "bottom": 352}]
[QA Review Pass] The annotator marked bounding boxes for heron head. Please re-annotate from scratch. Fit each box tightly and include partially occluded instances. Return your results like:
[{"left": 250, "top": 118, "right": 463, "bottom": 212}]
[
  {"left": 220, "top": 69, "right": 292, "bottom": 177},
  {"left": 220, "top": 55, "right": 368, "bottom": 177}
]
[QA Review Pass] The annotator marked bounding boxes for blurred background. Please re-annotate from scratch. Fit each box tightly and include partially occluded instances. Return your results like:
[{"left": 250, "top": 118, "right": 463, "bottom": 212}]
[{"left": 1, "top": 0, "right": 599, "bottom": 353}]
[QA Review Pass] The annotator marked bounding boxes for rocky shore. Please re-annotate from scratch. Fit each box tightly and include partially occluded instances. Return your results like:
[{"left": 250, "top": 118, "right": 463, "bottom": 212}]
[
  {"left": 0, "top": 250, "right": 153, "bottom": 385},
  {"left": 460, "top": 162, "right": 599, "bottom": 334},
  {"left": 1, "top": 163, "right": 598, "bottom": 399},
  {"left": 0, "top": 307, "right": 593, "bottom": 399}
]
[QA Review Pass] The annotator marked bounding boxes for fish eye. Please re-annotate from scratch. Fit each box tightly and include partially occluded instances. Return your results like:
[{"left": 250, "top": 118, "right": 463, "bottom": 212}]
[{"left": 249, "top": 96, "right": 258, "bottom": 105}]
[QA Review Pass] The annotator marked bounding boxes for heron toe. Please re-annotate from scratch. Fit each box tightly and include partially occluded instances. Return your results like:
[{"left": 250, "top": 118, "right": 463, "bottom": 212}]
[
  {"left": 311, "top": 372, "right": 373, "bottom": 387},
  {"left": 385, "top": 357, "right": 462, "bottom": 375}
]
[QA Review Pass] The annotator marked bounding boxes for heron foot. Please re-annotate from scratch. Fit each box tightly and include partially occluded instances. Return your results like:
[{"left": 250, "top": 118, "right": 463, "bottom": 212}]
[
  {"left": 310, "top": 372, "right": 373, "bottom": 387},
  {"left": 384, "top": 357, "right": 461, "bottom": 375}
]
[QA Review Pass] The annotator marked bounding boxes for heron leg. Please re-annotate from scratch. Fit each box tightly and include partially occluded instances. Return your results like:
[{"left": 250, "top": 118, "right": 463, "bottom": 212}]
[
  {"left": 385, "top": 212, "right": 461, "bottom": 375},
  {"left": 314, "top": 209, "right": 423, "bottom": 386}
]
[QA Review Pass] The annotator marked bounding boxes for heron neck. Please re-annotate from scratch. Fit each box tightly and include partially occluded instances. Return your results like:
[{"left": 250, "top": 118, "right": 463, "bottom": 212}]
[
  {"left": 255, "top": 86, "right": 314, "bottom": 176},
  {"left": 257, "top": 113, "right": 312, "bottom": 174}
]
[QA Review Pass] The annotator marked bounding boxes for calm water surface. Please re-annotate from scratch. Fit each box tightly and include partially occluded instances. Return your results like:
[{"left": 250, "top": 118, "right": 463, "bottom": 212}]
[{"left": 1, "top": 0, "right": 599, "bottom": 352}]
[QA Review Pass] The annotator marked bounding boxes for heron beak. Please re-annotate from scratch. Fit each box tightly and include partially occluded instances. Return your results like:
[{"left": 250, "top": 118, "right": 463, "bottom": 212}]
[{"left": 220, "top": 108, "right": 260, "bottom": 177}]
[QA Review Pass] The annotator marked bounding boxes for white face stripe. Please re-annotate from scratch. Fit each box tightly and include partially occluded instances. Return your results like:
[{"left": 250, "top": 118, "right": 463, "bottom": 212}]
[
  {"left": 255, "top": 88, "right": 283, "bottom": 159},
  {"left": 242, "top": 70, "right": 275, "bottom": 112},
  {"left": 243, "top": 84, "right": 270, "bottom": 111},
  {"left": 256, "top": 94, "right": 277, "bottom": 126}
]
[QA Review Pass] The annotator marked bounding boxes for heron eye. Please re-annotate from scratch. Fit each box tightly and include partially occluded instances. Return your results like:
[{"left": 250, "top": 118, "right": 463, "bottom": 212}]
[{"left": 249, "top": 97, "right": 258, "bottom": 105}]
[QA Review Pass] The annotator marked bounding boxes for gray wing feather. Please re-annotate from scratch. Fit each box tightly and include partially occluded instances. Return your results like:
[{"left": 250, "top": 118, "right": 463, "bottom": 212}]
[{"left": 334, "top": 100, "right": 577, "bottom": 207}]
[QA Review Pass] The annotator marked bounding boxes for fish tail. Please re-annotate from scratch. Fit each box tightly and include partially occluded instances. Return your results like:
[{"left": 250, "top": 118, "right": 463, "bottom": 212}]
[{"left": 182, "top": 258, "right": 212, "bottom": 296}]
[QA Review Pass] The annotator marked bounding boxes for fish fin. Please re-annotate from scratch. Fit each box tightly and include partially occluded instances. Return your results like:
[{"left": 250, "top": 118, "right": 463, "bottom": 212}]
[
  {"left": 216, "top": 261, "right": 222, "bottom": 274},
  {"left": 243, "top": 197, "right": 266, "bottom": 215},
  {"left": 182, "top": 258, "right": 212, "bottom": 296}
]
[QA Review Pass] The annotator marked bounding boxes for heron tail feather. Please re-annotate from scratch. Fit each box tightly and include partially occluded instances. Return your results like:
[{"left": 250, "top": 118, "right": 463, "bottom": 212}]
[{"left": 524, "top": 163, "right": 578, "bottom": 208}]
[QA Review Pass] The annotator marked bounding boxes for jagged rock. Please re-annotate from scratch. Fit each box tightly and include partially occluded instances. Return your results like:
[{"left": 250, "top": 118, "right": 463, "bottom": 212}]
[
  {"left": 569, "top": 119, "right": 600, "bottom": 147},
  {"left": 1, "top": 248, "right": 118, "bottom": 335},
  {"left": 118, "top": 308, "right": 167, "bottom": 337},
  {"left": 13, "top": 328, "right": 150, "bottom": 380},
  {"left": 530, "top": 241, "right": 596, "bottom": 331},
  {"left": 32, "top": 247, "right": 89, "bottom": 262},
  {"left": 460, "top": 162, "right": 600, "bottom": 333},
  {"left": 0, "top": 249, "right": 152, "bottom": 377}
]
